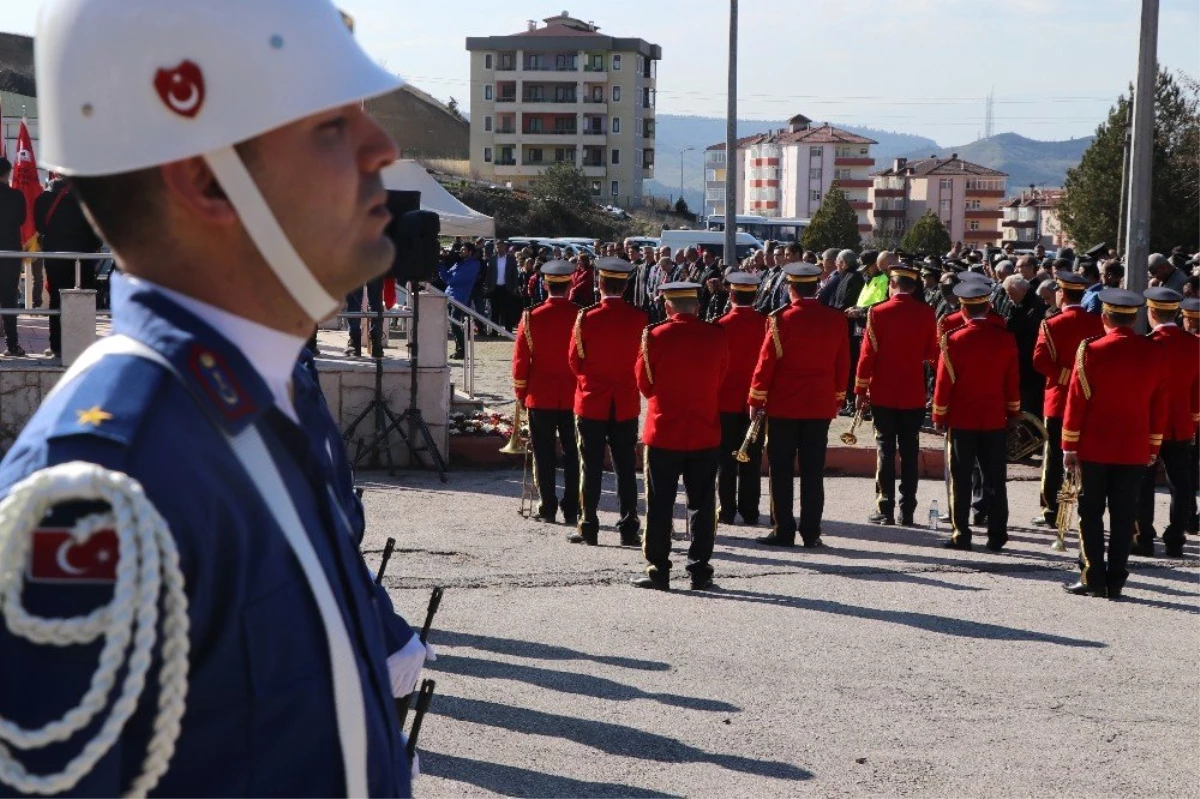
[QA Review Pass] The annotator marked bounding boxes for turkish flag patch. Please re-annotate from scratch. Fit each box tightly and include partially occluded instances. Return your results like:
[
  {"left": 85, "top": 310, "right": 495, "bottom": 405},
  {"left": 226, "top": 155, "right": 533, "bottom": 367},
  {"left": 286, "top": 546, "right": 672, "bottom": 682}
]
[{"left": 27, "top": 528, "right": 119, "bottom": 583}]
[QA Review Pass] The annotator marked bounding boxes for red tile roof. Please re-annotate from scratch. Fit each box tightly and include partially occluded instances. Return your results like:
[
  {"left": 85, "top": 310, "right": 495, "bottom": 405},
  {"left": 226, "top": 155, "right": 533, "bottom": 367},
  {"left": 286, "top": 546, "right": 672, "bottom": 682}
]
[
  {"left": 705, "top": 123, "right": 876, "bottom": 150},
  {"left": 512, "top": 23, "right": 605, "bottom": 38},
  {"left": 874, "top": 156, "right": 1006, "bottom": 178}
]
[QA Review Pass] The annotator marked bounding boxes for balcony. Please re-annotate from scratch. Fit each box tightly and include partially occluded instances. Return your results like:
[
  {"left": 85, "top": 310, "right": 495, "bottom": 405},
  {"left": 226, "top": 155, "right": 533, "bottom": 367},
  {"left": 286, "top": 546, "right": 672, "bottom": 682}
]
[
  {"left": 494, "top": 157, "right": 517, "bottom": 166},
  {"left": 495, "top": 95, "right": 517, "bottom": 104},
  {"left": 858, "top": 223, "right": 874, "bottom": 233},
  {"left": 496, "top": 61, "right": 517, "bottom": 72},
  {"left": 873, "top": 208, "right": 905, "bottom": 218},
  {"left": 582, "top": 128, "right": 607, "bottom": 137},
  {"left": 847, "top": 200, "right": 872, "bottom": 211},
  {"left": 583, "top": 164, "right": 606, "bottom": 178},
  {"left": 495, "top": 126, "right": 516, "bottom": 135},
  {"left": 1003, "top": 219, "right": 1038, "bottom": 228},
  {"left": 642, "top": 164, "right": 654, "bottom": 177},
  {"left": 837, "top": 178, "right": 872, "bottom": 189},
  {"left": 834, "top": 157, "right": 875, "bottom": 167},
  {"left": 965, "top": 188, "right": 1006, "bottom": 198},
  {"left": 582, "top": 96, "right": 608, "bottom": 105},
  {"left": 964, "top": 209, "right": 1003, "bottom": 219},
  {"left": 582, "top": 66, "right": 608, "bottom": 81}
]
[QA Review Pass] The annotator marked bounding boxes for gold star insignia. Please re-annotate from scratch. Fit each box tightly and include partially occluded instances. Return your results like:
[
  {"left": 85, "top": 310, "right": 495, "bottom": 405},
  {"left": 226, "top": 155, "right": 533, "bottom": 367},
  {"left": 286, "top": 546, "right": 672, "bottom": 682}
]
[{"left": 76, "top": 406, "right": 113, "bottom": 427}]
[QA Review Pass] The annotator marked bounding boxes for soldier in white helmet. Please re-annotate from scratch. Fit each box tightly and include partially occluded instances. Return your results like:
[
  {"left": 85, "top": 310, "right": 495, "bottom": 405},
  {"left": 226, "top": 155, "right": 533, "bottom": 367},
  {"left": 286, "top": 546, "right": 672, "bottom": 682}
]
[{"left": 0, "top": 0, "right": 429, "bottom": 795}]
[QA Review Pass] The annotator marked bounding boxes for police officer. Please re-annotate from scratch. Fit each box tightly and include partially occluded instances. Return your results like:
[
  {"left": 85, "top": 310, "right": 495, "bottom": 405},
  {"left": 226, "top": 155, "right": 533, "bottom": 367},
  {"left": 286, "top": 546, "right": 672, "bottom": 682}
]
[
  {"left": 569, "top": 258, "right": 647, "bottom": 546},
  {"left": 855, "top": 261, "right": 938, "bottom": 526},
  {"left": 1063, "top": 290, "right": 1168, "bottom": 599},
  {"left": 1133, "top": 288, "right": 1198, "bottom": 558},
  {"left": 633, "top": 282, "right": 729, "bottom": 590},
  {"left": 512, "top": 260, "right": 580, "bottom": 525},
  {"left": 1183, "top": 297, "right": 1200, "bottom": 335},
  {"left": 749, "top": 264, "right": 850, "bottom": 548},
  {"left": 715, "top": 272, "right": 767, "bottom": 525},
  {"left": 0, "top": 2, "right": 428, "bottom": 795}
]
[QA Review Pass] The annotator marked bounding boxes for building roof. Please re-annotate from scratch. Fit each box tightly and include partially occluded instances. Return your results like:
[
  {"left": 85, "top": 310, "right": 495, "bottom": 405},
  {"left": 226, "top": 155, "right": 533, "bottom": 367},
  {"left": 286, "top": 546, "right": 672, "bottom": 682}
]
[
  {"left": 705, "top": 122, "right": 876, "bottom": 151},
  {"left": 512, "top": 22, "right": 605, "bottom": 38},
  {"left": 1001, "top": 188, "right": 1063, "bottom": 208},
  {"left": 874, "top": 155, "right": 1007, "bottom": 178}
]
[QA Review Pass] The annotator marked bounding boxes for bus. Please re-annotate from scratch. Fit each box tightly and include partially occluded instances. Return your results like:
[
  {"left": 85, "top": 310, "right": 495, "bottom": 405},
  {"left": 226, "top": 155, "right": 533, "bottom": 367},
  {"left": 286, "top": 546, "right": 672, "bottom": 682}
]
[{"left": 704, "top": 214, "right": 810, "bottom": 244}]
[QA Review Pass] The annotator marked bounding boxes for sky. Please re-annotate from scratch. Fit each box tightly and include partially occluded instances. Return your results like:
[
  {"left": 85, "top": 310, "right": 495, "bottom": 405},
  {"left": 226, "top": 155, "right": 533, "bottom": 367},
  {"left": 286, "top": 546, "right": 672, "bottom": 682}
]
[{"left": 5, "top": 0, "right": 1198, "bottom": 146}]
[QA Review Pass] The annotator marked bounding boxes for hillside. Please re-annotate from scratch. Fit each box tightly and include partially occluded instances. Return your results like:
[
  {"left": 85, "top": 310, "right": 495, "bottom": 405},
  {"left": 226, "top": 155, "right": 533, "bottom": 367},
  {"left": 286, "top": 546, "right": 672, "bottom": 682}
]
[{"left": 900, "top": 132, "right": 1092, "bottom": 191}]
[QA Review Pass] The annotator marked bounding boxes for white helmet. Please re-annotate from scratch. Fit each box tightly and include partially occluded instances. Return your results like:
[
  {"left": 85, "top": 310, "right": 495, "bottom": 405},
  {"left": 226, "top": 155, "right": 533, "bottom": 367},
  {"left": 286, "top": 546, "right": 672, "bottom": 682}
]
[{"left": 36, "top": 0, "right": 404, "bottom": 320}]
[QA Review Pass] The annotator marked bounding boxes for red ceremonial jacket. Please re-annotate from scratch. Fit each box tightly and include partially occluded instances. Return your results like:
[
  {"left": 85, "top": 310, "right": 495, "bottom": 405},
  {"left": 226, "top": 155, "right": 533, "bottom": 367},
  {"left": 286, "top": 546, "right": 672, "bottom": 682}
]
[
  {"left": 854, "top": 293, "right": 938, "bottom": 410},
  {"left": 636, "top": 314, "right": 728, "bottom": 450},
  {"left": 511, "top": 297, "right": 577, "bottom": 410},
  {"left": 1062, "top": 327, "right": 1168, "bottom": 464},
  {"left": 1031, "top": 305, "right": 1105, "bottom": 419},
  {"left": 715, "top": 306, "right": 767, "bottom": 414},
  {"left": 1148, "top": 324, "right": 1198, "bottom": 442},
  {"left": 932, "top": 319, "right": 1021, "bottom": 430},
  {"left": 569, "top": 297, "right": 648, "bottom": 422},
  {"left": 748, "top": 298, "right": 849, "bottom": 420}
]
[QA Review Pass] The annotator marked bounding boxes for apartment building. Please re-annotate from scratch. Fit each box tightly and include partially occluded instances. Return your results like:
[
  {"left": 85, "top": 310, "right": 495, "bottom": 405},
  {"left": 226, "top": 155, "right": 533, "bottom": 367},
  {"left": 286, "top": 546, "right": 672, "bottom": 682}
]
[
  {"left": 868, "top": 155, "right": 1008, "bottom": 247},
  {"left": 704, "top": 115, "right": 876, "bottom": 234},
  {"left": 1001, "top": 188, "right": 1069, "bottom": 249},
  {"left": 465, "top": 12, "right": 661, "bottom": 206}
]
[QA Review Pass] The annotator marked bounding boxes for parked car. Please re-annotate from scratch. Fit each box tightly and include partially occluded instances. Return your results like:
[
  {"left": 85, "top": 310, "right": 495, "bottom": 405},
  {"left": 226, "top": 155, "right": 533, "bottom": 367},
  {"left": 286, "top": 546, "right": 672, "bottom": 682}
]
[{"left": 658, "top": 229, "right": 763, "bottom": 263}]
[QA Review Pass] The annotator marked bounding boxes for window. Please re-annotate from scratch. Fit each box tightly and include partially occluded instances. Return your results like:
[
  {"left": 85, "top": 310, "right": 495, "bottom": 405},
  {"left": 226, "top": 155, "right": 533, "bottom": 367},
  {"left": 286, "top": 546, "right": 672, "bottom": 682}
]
[
  {"left": 555, "top": 54, "right": 575, "bottom": 71},
  {"left": 591, "top": 180, "right": 602, "bottom": 196},
  {"left": 555, "top": 147, "right": 576, "bottom": 163},
  {"left": 810, "top": 146, "right": 822, "bottom": 158},
  {"left": 483, "top": 147, "right": 492, "bottom": 163},
  {"left": 525, "top": 86, "right": 544, "bottom": 101},
  {"left": 809, "top": 168, "right": 822, "bottom": 179},
  {"left": 611, "top": 149, "right": 620, "bottom": 165},
  {"left": 611, "top": 180, "right": 619, "bottom": 197},
  {"left": 484, "top": 116, "right": 492, "bottom": 132},
  {"left": 939, "top": 199, "right": 951, "bottom": 215},
  {"left": 612, "top": 118, "right": 621, "bottom": 134},
  {"left": 834, "top": 168, "right": 852, "bottom": 181},
  {"left": 859, "top": 147, "right": 869, "bottom": 155},
  {"left": 613, "top": 54, "right": 622, "bottom": 70},
  {"left": 485, "top": 54, "right": 493, "bottom": 69},
  {"left": 527, "top": 117, "right": 543, "bottom": 133},
  {"left": 590, "top": 86, "right": 604, "bottom": 102},
  {"left": 635, "top": 118, "right": 643, "bottom": 136},
  {"left": 554, "top": 86, "right": 575, "bottom": 102},
  {"left": 939, "top": 178, "right": 952, "bottom": 191},
  {"left": 635, "top": 149, "right": 642, "bottom": 166},
  {"left": 526, "top": 54, "right": 543, "bottom": 70},
  {"left": 969, "top": 220, "right": 980, "bottom": 231},
  {"left": 612, "top": 86, "right": 621, "bottom": 102},
  {"left": 965, "top": 199, "right": 981, "bottom": 210},
  {"left": 484, "top": 84, "right": 493, "bottom": 101},
  {"left": 835, "top": 147, "right": 851, "bottom": 159},
  {"left": 810, "top": 190, "right": 821, "bottom": 202},
  {"left": 590, "top": 54, "right": 603, "bottom": 71},
  {"left": 528, "top": 148, "right": 543, "bottom": 163}
]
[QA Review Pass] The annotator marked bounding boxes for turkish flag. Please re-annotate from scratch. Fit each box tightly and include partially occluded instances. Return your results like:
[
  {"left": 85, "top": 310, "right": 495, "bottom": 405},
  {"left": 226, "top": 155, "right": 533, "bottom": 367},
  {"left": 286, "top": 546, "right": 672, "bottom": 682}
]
[
  {"left": 28, "top": 528, "right": 119, "bottom": 583},
  {"left": 12, "top": 121, "right": 41, "bottom": 250},
  {"left": 0, "top": 98, "right": 6, "bottom": 159}
]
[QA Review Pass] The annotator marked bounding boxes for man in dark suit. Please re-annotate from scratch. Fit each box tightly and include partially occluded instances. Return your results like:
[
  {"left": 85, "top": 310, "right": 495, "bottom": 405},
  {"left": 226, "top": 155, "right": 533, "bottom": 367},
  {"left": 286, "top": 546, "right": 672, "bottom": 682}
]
[
  {"left": 0, "top": 157, "right": 28, "bottom": 355},
  {"left": 486, "top": 240, "right": 521, "bottom": 332}
]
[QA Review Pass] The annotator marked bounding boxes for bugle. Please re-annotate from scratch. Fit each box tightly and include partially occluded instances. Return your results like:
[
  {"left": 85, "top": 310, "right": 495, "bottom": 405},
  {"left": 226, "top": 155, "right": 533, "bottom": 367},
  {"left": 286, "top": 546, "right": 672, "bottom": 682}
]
[
  {"left": 734, "top": 410, "right": 766, "bottom": 463},
  {"left": 841, "top": 405, "right": 864, "bottom": 445},
  {"left": 500, "top": 402, "right": 534, "bottom": 517},
  {"left": 1052, "top": 468, "right": 1079, "bottom": 552}
]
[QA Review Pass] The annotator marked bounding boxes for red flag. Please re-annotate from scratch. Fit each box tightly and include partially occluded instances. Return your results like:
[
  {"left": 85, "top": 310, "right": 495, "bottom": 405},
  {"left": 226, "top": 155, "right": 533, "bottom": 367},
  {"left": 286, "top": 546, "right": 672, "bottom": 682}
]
[
  {"left": 12, "top": 121, "right": 41, "bottom": 249},
  {"left": 0, "top": 98, "right": 6, "bottom": 159}
]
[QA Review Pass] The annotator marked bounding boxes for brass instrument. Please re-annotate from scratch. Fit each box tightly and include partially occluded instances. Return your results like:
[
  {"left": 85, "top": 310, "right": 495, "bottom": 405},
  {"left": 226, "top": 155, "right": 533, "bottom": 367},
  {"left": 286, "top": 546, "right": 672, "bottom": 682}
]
[
  {"left": 1052, "top": 468, "right": 1080, "bottom": 552},
  {"left": 1006, "top": 411, "right": 1048, "bottom": 463},
  {"left": 499, "top": 402, "right": 534, "bottom": 517},
  {"left": 734, "top": 410, "right": 766, "bottom": 463},
  {"left": 841, "top": 405, "right": 864, "bottom": 445}
]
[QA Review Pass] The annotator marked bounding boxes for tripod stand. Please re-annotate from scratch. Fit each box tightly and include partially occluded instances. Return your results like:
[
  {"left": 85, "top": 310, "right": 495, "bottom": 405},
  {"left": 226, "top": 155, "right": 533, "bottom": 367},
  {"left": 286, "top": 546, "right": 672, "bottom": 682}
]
[{"left": 342, "top": 282, "right": 448, "bottom": 481}]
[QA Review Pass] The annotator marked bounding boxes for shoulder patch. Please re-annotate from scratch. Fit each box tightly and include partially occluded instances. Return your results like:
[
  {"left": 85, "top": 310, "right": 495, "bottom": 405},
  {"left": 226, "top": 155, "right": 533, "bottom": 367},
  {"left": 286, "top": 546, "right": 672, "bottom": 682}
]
[{"left": 46, "top": 354, "right": 169, "bottom": 447}]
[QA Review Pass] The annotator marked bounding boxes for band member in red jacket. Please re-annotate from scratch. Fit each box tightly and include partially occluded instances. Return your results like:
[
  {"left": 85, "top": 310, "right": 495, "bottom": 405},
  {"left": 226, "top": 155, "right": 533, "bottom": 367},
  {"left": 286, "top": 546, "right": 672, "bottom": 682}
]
[
  {"left": 748, "top": 264, "right": 850, "bottom": 548},
  {"left": 854, "top": 262, "right": 938, "bottom": 526},
  {"left": 512, "top": 260, "right": 580, "bottom": 525},
  {"left": 569, "top": 258, "right": 648, "bottom": 546},
  {"left": 1134, "top": 288, "right": 1199, "bottom": 558},
  {"left": 715, "top": 272, "right": 768, "bottom": 525},
  {"left": 932, "top": 281, "right": 1021, "bottom": 551},
  {"left": 633, "top": 283, "right": 729, "bottom": 590},
  {"left": 1030, "top": 272, "right": 1104, "bottom": 528},
  {"left": 1062, "top": 289, "right": 1167, "bottom": 599}
]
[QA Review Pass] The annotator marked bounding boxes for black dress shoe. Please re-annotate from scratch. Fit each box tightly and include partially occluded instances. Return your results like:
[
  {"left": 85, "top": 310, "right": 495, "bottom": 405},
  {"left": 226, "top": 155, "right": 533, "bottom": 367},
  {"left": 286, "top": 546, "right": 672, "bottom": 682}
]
[
  {"left": 1106, "top": 589, "right": 1123, "bottom": 601},
  {"left": 943, "top": 538, "right": 973, "bottom": 551},
  {"left": 1164, "top": 546, "right": 1184, "bottom": 558},
  {"left": 972, "top": 514, "right": 989, "bottom": 527},
  {"left": 718, "top": 514, "right": 737, "bottom": 525},
  {"left": 631, "top": 575, "right": 669, "bottom": 591},
  {"left": 755, "top": 534, "right": 795, "bottom": 548},
  {"left": 1129, "top": 543, "right": 1154, "bottom": 558},
  {"left": 689, "top": 575, "right": 714, "bottom": 591},
  {"left": 1062, "top": 581, "right": 1104, "bottom": 598},
  {"left": 868, "top": 513, "right": 895, "bottom": 526},
  {"left": 568, "top": 533, "right": 598, "bottom": 546},
  {"left": 801, "top": 537, "right": 825, "bottom": 549},
  {"left": 620, "top": 533, "right": 642, "bottom": 547},
  {"left": 741, "top": 514, "right": 760, "bottom": 525},
  {"left": 984, "top": 539, "right": 1007, "bottom": 552},
  {"left": 532, "top": 513, "right": 556, "bottom": 524},
  {"left": 900, "top": 516, "right": 916, "bottom": 527}
]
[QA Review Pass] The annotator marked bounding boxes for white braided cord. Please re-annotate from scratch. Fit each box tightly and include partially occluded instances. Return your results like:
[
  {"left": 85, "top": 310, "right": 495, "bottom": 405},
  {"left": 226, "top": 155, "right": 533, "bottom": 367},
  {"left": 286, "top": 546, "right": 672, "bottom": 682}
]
[{"left": 0, "top": 462, "right": 189, "bottom": 797}]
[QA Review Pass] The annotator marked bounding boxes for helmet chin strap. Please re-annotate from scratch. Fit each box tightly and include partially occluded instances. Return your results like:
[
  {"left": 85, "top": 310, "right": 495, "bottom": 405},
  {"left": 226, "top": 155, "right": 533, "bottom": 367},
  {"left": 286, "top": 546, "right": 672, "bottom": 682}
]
[{"left": 204, "top": 147, "right": 340, "bottom": 322}]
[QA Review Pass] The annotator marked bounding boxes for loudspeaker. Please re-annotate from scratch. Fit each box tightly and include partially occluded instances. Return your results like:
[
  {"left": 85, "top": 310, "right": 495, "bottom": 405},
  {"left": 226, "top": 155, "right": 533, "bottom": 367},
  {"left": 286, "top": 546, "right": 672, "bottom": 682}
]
[{"left": 385, "top": 190, "right": 441, "bottom": 283}]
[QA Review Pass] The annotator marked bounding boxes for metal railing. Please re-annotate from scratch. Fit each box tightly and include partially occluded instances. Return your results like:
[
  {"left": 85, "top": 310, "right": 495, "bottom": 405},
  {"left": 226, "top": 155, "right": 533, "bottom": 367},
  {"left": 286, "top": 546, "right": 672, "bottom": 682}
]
[{"left": 444, "top": 295, "right": 514, "bottom": 399}]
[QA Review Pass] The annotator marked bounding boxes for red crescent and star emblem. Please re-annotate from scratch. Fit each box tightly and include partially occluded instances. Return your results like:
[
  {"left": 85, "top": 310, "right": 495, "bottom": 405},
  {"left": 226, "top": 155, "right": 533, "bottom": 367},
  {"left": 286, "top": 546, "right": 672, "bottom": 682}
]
[
  {"left": 28, "top": 528, "right": 118, "bottom": 583},
  {"left": 153, "top": 60, "right": 206, "bottom": 119}
]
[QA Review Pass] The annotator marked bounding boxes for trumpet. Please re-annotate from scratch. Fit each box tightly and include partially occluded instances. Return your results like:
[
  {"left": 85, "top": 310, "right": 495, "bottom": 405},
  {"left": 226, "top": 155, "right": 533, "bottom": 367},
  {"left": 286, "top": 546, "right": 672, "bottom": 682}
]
[
  {"left": 734, "top": 410, "right": 766, "bottom": 463},
  {"left": 841, "top": 405, "right": 865, "bottom": 445},
  {"left": 1052, "top": 468, "right": 1080, "bottom": 552},
  {"left": 499, "top": 402, "right": 534, "bottom": 518}
]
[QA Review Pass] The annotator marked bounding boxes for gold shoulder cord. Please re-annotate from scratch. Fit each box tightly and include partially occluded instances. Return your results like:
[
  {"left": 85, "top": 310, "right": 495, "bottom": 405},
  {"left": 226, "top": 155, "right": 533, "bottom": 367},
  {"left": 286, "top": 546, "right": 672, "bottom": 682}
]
[
  {"left": 1041, "top": 318, "right": 1056, "bottom": 361},
  {"left": 1075, "top": 339, "right": 1092, "bottom": 400},
  {"left": 768, "top": 316, "right": 783, "bottom": 359},
  {"left": 940, "top": 332, "right": 956, "bottom": 383},
  {"left": 522, "top": 309, "right": 534, "bottom": 355},
  {"left": 865, "top": 306, "right": 878, "bottom": 352},
  {"left": 640, "top": 327, "right": 653, "bottom": 384},
  {"left": 573, "top": 310, "right": 585, "bottom": 359}
]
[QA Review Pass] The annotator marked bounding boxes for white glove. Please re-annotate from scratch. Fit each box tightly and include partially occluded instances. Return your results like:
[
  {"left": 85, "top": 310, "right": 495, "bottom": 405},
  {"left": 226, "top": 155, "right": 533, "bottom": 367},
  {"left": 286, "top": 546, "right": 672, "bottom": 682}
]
[
  {"left": 387, "top": 636, "right": 426, "bottom": 698},
  {"left": 400, "top": 734, "right": 420, "bottom": 779},
  {"left": 424, "top": 641, "right": 437, "bottom": 662}
]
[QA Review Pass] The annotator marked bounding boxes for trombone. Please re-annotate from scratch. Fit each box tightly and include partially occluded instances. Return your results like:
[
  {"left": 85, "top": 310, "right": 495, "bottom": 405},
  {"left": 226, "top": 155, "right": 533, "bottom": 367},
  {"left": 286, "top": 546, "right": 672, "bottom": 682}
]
[
  {"left": 734, "top": 410, "right": 766, "bottom": 463},
  {"left": 841, "top": 405, "right": 865, "bottom": 445},
  {"left": 499, "top": 401, "right": 534, "bottom": 518},
  {"left": 1052, "top": 468, "right": 1079, "bottom": 552}
]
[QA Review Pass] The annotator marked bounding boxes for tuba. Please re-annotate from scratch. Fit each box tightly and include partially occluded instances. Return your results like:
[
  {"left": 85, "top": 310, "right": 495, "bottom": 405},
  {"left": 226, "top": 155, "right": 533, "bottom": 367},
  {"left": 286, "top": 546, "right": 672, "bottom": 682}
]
[{"left": 1006, "top": 411, "right": 1047, "bottom": 462}]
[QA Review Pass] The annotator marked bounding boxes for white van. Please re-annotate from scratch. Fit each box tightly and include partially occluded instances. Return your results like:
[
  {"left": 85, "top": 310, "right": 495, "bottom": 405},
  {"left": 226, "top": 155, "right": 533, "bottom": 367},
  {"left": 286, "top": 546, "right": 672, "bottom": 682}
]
[{"left": 659, "top": 230, "right": 763, "bottom": 263}]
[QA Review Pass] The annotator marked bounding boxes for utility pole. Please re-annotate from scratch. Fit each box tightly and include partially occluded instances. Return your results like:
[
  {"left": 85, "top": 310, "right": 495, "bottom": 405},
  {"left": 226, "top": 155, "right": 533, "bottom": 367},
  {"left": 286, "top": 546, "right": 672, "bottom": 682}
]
[
  {"left": 1116, "top": 117, "right": 1131, "bottom": 260},
  {"left": 1125, "top": 0, "right": 1158, "bottom": 329},
  {"left": 723, "top": 0, "right": 738, "bottom": 265},
  {"left": 680, "top": 146, "right": 695, "bottom": 212}
]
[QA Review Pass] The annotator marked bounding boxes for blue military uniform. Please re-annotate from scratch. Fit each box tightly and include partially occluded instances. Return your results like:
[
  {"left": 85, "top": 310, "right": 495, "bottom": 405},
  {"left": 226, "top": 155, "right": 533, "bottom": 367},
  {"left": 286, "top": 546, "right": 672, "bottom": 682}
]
[{"left": 0, "top": 275, "right": 415, "bottom": 796}]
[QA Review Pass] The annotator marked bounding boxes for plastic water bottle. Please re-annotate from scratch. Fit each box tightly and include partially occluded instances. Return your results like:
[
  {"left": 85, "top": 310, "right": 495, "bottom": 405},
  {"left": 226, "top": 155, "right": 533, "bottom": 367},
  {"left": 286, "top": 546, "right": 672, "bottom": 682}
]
[{"left": 928, "top": 501, "right": 939, "bottom": 533}]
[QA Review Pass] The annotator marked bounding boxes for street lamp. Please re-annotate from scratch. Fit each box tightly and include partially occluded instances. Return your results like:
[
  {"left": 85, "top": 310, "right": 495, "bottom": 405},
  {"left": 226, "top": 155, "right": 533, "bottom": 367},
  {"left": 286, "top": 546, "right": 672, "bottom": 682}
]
[{"left": 679, "top": 146, "right": 695, "bottom": 207}]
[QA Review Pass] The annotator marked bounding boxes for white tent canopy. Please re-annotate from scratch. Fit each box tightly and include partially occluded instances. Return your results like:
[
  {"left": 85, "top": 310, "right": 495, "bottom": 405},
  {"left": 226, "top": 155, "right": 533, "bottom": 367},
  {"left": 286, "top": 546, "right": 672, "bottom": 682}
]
[{"left": 380, "top": 160, "right": 495, "bottom": 239}]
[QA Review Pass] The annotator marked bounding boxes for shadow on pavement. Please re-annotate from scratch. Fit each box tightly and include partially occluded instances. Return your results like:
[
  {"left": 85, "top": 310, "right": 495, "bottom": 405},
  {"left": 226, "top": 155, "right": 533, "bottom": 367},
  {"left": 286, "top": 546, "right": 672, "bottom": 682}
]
[
  {"left": 429, "top": 653, "right": 738, "bottom": 713},
  {"left": 432, "top": 695, "right": 814, "bottom": 782},
  {"left": 710, "top": 548, "right": 985, "bottom": 593},
  {"left": 690, "top": 586, "right": 1107, "bottom": 649},
  {"left": 436, "top": 629, "right": 671, "bottom": 671},
  {"left": 421, "top": 751, "right": 681, "bottom": 798}
]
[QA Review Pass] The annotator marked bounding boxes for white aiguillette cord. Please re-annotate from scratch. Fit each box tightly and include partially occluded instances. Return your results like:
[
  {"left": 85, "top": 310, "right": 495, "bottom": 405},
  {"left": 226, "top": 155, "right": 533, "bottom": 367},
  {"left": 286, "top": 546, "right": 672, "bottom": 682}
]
[{"left": 38, "top": 335, "right": 370, "bottom": 797}]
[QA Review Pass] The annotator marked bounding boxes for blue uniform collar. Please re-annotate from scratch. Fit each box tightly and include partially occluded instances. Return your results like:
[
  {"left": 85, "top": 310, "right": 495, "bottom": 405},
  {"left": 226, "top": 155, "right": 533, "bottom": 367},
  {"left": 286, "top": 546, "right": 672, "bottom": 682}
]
[{"left": 109, "top": 273, "right": 276, "bottom": 434}]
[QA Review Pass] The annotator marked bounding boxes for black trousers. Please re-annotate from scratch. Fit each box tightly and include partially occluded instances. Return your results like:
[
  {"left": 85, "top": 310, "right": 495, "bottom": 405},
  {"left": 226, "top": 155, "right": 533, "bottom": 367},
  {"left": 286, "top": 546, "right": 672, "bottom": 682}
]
[
  {"left": 1038, "top": 416, "right": 1064, "bottom": 524},
  {"left": 345, "top": 279, "right": 384, "bottom": 352},
  {"left": 718, "top": 411, "right": 762, "bottom": 523},
  {"left": 47, "top": 259, "right": 99, "bottom": 355},
  {"left": 872, "top": 406, "right": 924, "bottom": 519},
  {"left": 449, "top": 306, "right": 466, "bottom": 356},
  {"left": 528, "top": 408, "right": 580, "bottom": 522},
  {"left": 576, "top": 413, "right": 640, "bottom": 537},
  {"left": 1019, "top": 383, "right": 1044, "bottom": 417},
  {"left": 643, "top": 446, "right": 719, "bottom": 578},
  {"left": 845, "top": 335, "right": 861, "bottom": 404},
  {"left": 767, "top": 418, "right": 830, "bottom": 543},
  {"left": 488, "top": 288, "right": 518, "bottom": 331},
  {"left": 1077, "top": 461, "right": 1142, "bottom": 593},
  {"left": 1136, "top": 439, "right": 1195, "bottom": 550},
  {"left": 0, "top": 260, "right": 21, "bottom": 351},
  {"left": 948, "top": 428, "right": 1008, "bottom": 543}
]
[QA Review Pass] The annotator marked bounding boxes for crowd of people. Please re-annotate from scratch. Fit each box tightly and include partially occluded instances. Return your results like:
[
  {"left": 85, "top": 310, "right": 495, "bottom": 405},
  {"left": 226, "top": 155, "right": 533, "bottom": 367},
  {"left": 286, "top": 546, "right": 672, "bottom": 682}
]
[{"left": 508, "top": 236, "right": 1200, "bottom": 598}]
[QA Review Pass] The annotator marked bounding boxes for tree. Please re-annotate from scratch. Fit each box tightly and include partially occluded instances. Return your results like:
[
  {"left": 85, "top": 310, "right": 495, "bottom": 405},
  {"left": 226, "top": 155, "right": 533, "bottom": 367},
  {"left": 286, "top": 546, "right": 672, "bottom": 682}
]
[
  {"left": 528, "top": 161, "right": 593, "bottom": 210},
  {"left": 900, "top": 210, "right": 952, "bottom": 255},
  {"left": 1058, "top": 68, "right": 1199, "bottom": 254},
  {"left": 801, "top": 186, "right": 862, "bottom": 251},
  {"left": 674, "top": 196, "right": 692, "bottom": 219}
]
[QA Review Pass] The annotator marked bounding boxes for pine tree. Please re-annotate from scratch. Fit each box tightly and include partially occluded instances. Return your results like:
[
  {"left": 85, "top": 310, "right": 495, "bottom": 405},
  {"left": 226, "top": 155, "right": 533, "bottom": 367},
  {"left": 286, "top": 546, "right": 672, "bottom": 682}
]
[
  {"left": 801, "top": 186, "right": 862, "bottom": 251},
  {"left": 900, "top": 210, "right": 952, "bottom": 255}
]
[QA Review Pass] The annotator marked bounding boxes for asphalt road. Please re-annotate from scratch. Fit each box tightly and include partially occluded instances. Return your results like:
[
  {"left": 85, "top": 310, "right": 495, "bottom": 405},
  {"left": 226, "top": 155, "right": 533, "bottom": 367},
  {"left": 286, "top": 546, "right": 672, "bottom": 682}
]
[{"left": 361, "top": 467, "right": 1199, "bottom": 798}]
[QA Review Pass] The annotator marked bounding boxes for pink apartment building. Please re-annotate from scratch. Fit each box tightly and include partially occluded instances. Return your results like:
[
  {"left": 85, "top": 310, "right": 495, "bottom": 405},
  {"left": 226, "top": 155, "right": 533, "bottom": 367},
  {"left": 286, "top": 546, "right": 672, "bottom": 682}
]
[{"left": 869, "top": 155, "right": 1008, "bottom": 248}]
